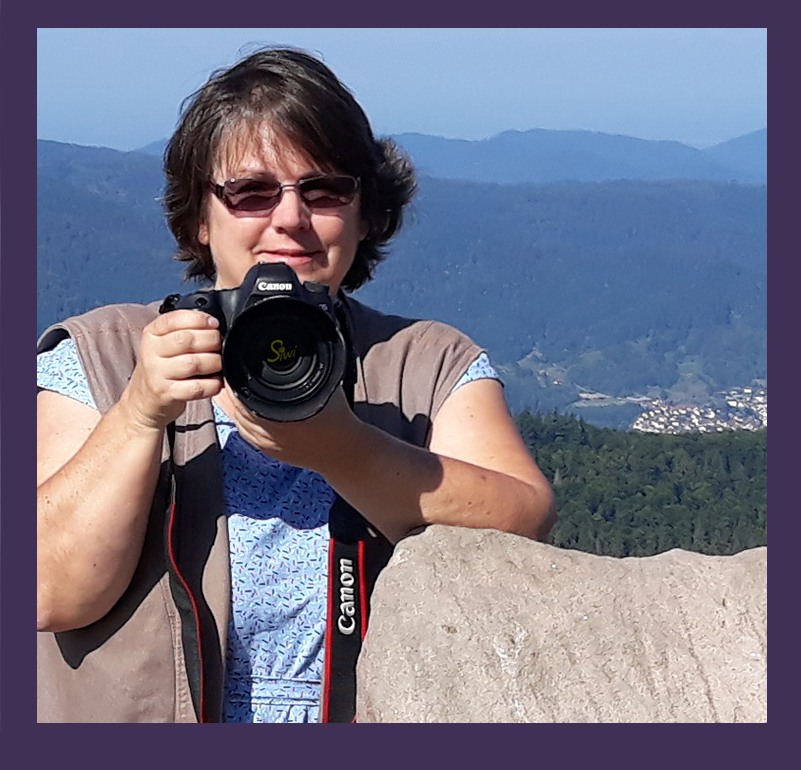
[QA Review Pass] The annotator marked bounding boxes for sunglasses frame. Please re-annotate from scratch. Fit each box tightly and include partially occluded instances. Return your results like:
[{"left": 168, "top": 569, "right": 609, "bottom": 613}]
[{"left": 209, "top": 174, "right": 360, "bottom": 214}]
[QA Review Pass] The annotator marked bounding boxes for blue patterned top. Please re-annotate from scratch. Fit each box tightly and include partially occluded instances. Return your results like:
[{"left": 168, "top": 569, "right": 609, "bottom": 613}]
[{"left": 38, "top": 338, "right": 500, "bottom": 722}]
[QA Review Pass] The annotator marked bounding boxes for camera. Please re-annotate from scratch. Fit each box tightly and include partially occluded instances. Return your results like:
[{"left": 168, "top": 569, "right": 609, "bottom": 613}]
[{"left": 159, "top": 262, "right": 347, "bottom": 422}]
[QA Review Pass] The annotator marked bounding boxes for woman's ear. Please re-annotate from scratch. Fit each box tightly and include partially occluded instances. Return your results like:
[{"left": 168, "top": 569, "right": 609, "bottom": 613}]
[{"left": 198, "top": 220, "right": 209, "bottom": 246}]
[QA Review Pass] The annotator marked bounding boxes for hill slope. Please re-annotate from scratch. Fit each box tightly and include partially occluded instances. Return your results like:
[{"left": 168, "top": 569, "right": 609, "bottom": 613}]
[
  {"left": 37, "top": 140, "right": 185, "bottom": 333},
  {"left": 701, "top": 129, "right": 767, "bottom": 181},
  {"left": 37, "top": 140, "right": 766, "bottom": 420}
]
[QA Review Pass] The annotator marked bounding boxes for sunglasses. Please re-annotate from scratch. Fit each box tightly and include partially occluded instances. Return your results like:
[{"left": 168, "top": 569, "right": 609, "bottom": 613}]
[{"left": 210, "top": 174, "right": 360, "bottom": 214}]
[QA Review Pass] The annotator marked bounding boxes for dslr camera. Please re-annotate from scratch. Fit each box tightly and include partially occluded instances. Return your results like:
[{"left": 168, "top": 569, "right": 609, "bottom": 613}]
[{"left": 159, "top": 262, "right": 347, "bottom": 422}]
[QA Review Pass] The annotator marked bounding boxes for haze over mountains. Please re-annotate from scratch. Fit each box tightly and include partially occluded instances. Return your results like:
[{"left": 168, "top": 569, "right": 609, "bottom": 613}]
[
  {"left": 137, "top": 127, "right": 767, "bottom": 185},
  {"left": 37, "top": 128, "right": 767, "bottom": 426},
  {"left": 391, "top": 128, "right": 766, "bottom": 185}
]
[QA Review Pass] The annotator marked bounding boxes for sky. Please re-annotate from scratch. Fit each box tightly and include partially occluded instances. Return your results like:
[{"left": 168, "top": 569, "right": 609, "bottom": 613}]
[{"left": 37, "top": 28, "right": 767, "bottom": 152}]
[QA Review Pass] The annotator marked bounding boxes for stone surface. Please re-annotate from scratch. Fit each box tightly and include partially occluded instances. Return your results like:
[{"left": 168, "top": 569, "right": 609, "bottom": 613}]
[{"left": 356, "top": 526, "right": 766, "bottom": 723}]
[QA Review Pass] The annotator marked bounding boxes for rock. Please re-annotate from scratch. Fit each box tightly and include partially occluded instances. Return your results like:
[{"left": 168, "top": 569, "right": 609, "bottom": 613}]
[{"left": 356, "top": 526, "right": 766, "bottom": 723}]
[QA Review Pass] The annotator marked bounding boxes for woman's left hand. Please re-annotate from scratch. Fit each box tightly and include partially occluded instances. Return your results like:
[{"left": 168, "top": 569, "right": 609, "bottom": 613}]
[{"left": 221, "top": 384, "right": 364, "bottom": 472}]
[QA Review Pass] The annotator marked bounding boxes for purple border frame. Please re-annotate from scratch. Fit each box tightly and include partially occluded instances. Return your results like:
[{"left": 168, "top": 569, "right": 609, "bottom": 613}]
[{"left": 6, "top": 8, "right": 778, "bottom": 763}]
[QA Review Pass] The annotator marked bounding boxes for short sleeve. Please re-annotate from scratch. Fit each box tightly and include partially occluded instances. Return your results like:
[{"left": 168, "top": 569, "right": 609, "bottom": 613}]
[
  {"left": 37, "top": 337, "right": 98, "bottom": 409},
  {"left": 451, "top": 352, "right": 503, "bottom": 393}
]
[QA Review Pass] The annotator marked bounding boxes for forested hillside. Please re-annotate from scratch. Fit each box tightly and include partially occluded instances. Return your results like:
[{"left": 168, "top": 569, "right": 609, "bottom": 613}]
[
  {"left": 37, "top": 140, "right": 183, "bottom": 333},
  {"left": 37, "top": 139, "right": 766, "bottom": 422},
  {"left": 358, "top": 176, "right": 766, "bottom": 412},
  {"left": 517, "top": 412, "right": 767, "bottom": 557}
]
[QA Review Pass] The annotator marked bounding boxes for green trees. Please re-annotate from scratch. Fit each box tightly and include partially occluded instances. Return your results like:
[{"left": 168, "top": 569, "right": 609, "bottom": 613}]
[{"left": 517, "top": 411, "right": 767, "bottom": 557}]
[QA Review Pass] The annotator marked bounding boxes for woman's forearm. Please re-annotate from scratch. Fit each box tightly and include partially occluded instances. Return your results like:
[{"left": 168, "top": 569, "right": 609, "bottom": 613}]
[
  {"left": 37, "top": 395, "right": 165, "bottom": 633},
  {"left": 317, "top": 420, "right": 556, "bottom": 544}
]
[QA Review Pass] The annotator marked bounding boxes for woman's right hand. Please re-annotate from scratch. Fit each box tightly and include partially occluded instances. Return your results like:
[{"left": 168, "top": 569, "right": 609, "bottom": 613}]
[{"left": 121, "top": 310, "right": 224, "bottom": 432}]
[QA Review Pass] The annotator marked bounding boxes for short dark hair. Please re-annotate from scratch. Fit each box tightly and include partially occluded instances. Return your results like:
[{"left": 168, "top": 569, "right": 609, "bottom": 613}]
[{"left": 163, "top": 47, "right": 416, "bottom": 291}]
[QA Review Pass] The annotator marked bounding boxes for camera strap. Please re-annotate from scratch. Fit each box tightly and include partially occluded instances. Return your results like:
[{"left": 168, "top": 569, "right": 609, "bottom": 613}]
[
  {"left": 322, "top": 497, "right": 393, "bottom": 722},
  {"left": 320, "top": 303, "right": 394, "bottom": 723}
]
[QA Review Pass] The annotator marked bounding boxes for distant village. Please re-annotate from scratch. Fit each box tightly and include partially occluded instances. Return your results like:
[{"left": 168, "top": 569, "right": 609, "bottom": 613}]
[{"left": 629, "top": 385, "right": 767, "bottom": 435}]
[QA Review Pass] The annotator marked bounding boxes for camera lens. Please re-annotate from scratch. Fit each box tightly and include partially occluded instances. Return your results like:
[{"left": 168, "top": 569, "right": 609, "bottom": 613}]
[
  {"left": 244, "top": 312, "right": 320, "bottom": 390},
  {"left": 222, "top": 296, "right": 346, "bottom": 421}
]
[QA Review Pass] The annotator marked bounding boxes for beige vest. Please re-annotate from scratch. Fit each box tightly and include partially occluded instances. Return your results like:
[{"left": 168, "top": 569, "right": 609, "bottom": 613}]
[{"left": 37, "top": 295, "right": 482, "bottom": 722}]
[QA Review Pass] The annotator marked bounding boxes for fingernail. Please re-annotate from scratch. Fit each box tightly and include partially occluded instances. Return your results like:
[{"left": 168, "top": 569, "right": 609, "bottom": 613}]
[{"left": 207, "top": 316, "right": 220, "bottom": 328}]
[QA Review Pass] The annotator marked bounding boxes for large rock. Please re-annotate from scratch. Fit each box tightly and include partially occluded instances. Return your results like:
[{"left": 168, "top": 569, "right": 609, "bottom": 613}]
[{"left": 356, "top": 526, "right": 766, "bottom": 723}]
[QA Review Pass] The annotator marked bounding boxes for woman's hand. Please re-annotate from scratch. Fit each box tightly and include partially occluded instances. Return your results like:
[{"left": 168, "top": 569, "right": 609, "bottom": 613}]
[
  {"left": 121, "top": 310, "right": 224, "bottom": 432},
  {"left": 220, "top": 385, "right": 364, "bottom": 471}
]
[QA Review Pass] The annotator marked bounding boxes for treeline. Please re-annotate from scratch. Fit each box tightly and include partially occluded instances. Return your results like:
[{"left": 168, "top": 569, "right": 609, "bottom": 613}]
[{"left": 516, "top": 411, "right": 766, "bottom": 557}]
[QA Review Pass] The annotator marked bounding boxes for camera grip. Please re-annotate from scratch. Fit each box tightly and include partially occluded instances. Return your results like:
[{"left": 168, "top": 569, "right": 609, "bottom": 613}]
[{"left": 158, "top": 293, "right": 224, "bottom": 380}]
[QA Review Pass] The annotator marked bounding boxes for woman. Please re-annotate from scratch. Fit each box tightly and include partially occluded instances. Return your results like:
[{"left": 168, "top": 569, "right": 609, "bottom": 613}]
[{"left": 37, "top": 47, "right": 556, "bottom": 723}]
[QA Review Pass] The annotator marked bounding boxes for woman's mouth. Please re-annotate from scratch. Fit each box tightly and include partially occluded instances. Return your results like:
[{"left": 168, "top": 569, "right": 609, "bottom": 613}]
[{"left": 259, "top": 250, "right": 320, "bottom": 267}]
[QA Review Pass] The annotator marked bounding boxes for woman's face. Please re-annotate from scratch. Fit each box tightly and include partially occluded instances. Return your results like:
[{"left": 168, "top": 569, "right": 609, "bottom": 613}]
[{"left": 199, "top": 128, "right": 368, "bottom": 294}]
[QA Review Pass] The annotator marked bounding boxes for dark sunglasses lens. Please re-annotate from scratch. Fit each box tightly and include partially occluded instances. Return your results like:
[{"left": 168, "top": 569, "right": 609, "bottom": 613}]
[
  {"left": 219, "top": 176, "right": 358, "bottom": 212},
  {"left": 223, "top": 180, "right": 281, "bottom": 212},
  {"left": 299, "top": 176, "right": 358, "bottom": 208}
]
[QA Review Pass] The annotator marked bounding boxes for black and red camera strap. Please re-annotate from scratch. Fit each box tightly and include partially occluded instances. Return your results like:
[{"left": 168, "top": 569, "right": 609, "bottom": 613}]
[
  {"left": 162, "top": 301, "right": 393, "bottom": 723},
  {"left": 320, "top": 302, "right": 394, "bottom": 722},
  {"left": 321, "top": 496, "right": 393, "bottom": 722}
]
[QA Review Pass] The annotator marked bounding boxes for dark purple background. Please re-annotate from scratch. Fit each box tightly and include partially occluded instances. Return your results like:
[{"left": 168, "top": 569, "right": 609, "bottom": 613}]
[{"left": 8, "top": 6, "right": 778, "bottom": 760}]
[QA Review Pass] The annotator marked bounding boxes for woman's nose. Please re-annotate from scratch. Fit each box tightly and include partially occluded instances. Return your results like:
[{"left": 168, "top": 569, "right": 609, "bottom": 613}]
[{"left": 269, "top": 185, "right": 310, "bottom": 230}]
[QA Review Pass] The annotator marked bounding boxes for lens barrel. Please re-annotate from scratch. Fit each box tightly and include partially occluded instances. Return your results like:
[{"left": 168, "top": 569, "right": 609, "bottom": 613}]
[{"left": 223, "top": 295, "right": 346, "bottom": 421}]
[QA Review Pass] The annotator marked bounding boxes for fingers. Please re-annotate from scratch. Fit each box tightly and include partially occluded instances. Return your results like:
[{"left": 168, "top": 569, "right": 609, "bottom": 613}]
[
  {"left": 144, "top": 311, "right": 222, "bottom": 359},
  {"left": 160, "top": 328, "right": 223, "bottom": 358},
  {"left": 162, "top": 371, "right": 224, "bottom": 402},
  {"left": 152, "top": 308, "right": 219, "bottom": 335},
  {"left": 169, "top": 352, "right": 223, "bottom": 380},
  {"left": 123, "top": 311, "right": 226, "bottom": 430}
]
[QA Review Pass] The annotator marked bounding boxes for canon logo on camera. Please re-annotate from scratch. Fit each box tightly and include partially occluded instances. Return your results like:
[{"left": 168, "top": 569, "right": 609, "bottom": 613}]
[{"left": 256, "top": 280, "right": 293, "bottom": 292}]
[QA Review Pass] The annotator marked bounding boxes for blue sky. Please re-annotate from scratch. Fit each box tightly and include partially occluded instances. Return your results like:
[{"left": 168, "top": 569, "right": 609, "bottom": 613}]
[{"left": 37, "top": 28, "right": 767, "bottom": 151}]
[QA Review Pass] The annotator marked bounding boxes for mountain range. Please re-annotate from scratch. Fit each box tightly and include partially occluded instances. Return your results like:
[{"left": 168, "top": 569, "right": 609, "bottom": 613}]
[
  {"left": 37, "top": 128, "right": 767, "bottom": 426},
  {"left": 391, "top": 128, "right": 767, "bottom": 185},
  {"left": 137, "top": 127, "right": 767, "bottom": 185}
]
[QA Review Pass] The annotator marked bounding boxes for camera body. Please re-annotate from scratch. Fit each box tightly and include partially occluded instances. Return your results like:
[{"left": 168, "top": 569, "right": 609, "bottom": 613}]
[{"left": 159, "top": 262, "right": 347, "bottom": 422}]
